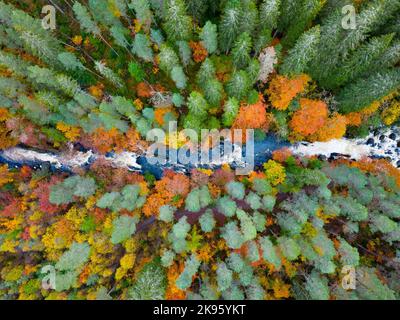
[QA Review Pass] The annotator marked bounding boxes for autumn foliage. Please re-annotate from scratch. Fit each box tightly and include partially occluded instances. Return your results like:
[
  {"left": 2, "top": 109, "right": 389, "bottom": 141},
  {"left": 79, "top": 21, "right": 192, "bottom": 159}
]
[
  {"left": 289, "top": 98, "right": 328, "bottom": 137},
  {"left": 267, "top": 75, "right": 310, "bottom": 110},
  {"left": 232, "top": 95, "right": 273, "bottom": 141},
  {"left": 189, "top": 41, "right": 208, "bottom": 63}
]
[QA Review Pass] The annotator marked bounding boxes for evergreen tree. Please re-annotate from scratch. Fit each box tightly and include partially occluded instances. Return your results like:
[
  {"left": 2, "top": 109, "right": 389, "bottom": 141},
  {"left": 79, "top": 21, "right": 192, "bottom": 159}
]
[
  {"left": 132, "top": 33, "right": 154, "bottom": 62},
  {"left": 232, "top": 33, "right": 252, "bottom": 69},
  {"left": 281, "top": 0, "right": 325, "bottom": 48},
  {"left": 203, "top": 78, "right": 224, "bottom": 107},
  {"left": 187, "top": 91, "right": 209, "bottom": 117},
  {"left": 58, "top": 52, "right": 85, "bottom": 72},
  {"left": 73, "top": 2, "right": 101, "bottom": 37},
  {"left": 130, "top": 0, "right": 153, "bottom": 31},
  {"left": 337, "top": 69, "right": 400, "bottom": 113},
  {"left": 171, "top": 66, "right": 187, "bottom": 89},
  {"left": 226, "top": 70, "right": 252, "bottom": 101},
  {"left": 95, "top": 61, "right": 123, "bottom": 89},
  {"left": 259, "top": 0, "right": 281, "bottom": 31},
  {"left": 280, "top": 25, "right": 320, "bottom": 76},
  {"left": 200, "top": 21, "right": 218, "bottom": 55},
  {"left": 328, "top": 33, "right": 395, "bottom": 89},
  {"left": 219, "top": 0, "right": 242, "bottom": 52},
  {"left": 163, "top": 0, "right": 193, "bottom": 41},
  {"left": 110, "top": 25, "right": 130, "bottom": 49},
  {"left": 158, "top": 44, "right": 180, "bottom": 74},
  {"left": 177, "top": 41, "right": 192, "bottom": 66}
]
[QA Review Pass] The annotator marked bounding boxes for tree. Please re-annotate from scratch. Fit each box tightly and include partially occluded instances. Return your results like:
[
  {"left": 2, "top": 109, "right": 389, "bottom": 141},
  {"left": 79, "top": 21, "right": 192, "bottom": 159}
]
[
  {"left": 231, "top": 33, "right": 252, "bottom": 68},
  {"left": 280, "top": 0, "right": 325, "bottom": 48},
  {"left": 95, "top": 61, "right": 123, "bottom": 89},
  {"left": 163, "top": 0, "right": 193, "bottom": 41},
  {"left": 222, "top": 97, "right": 240, "bottom": 127},
  {"left": 259, "top": 0, "right": 281, "bottom": 30},
  {"left": 171, "top": 65, "right": 187, "bottom": 89},
  {"left": 327, "top": 34, "right": 395, "bottom": 89},
  {"left": 200, "top": 21, "right": 218, "bottom": 55},
  {"left": 132, "top": 33, "right": 154, "bottom": 62},
  {"left": 158, "top": 44, "right": 180, "bottom": 74},
  {"left": 226, "top": 70, "right": 252, "bottom": 101},
  {"left": 130, "top": 0, "right": 153, "bottom": 31},
  {"left": 127, "top": 259, "right": 167, "bottom": 300},
  {"left": 280, "top": 25, "right": 320, "bottom": 76},
  {"left": 187, "top": 91, "right": 209, "bottom": 118},
  {"left": 289, "top": 98, "right": 328, "bottom": 137},
  {"left": 73, "top": 2, "right": 101, "bottom": 37},
  {"left": 219, "top": 0, "right": 242, "bottom": 52},
  {"left": 337, "top": 69, "right": 400, "bottom": 113},
  {"left": 267, "top": 74, "right": 310, "bottom": 110}
]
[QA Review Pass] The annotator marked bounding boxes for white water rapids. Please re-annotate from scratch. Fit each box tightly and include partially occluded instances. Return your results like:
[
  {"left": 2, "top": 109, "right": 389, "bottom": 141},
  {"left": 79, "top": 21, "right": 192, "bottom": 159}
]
[{"left": 0, "top": 127, "right": 399, "bottom": 173}]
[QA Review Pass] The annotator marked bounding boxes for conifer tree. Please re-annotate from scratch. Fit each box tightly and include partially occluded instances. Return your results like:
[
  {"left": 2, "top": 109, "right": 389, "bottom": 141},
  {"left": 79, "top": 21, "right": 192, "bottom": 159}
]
[
  {"left": 232, "top": 33, "right": 252, "bottom": 69},
  {"left": 337, "top": 69, "right": 400, "bottom": 113},
  {"left": 95, "top": 61, "right": 123, "bottom": 89},
  {"left": 200, "top": 21, "right": 218, "bottom": 55},
  {"left": 280, "top": 25, "right": 320, "bottom": 76},
  {"left": 328, "top": 33, "right": 395, "bottom": 89},
  {"left": 219, "top": 0, "right": 242, "bottom": 52},
  {"left": 132, "top": 33, "right": 154, "bottom": 62},
  {"left": 130, "top": 0, "right": 153, "bottom": 31},
  {"left": 163, "top": 0, "right": 193, "bottom": 41},
  {"left": 73, "top": 2, "right": 101, "bottom": 37},
  {"left": 226, "top": 70, "right": 252, "bottom": 101},
  {"left": 281, "top": 0, "right": 325, "bottom": 48},
  {"left": 259, "top": 0, "right": 281, "bottom": 31},
  {"left": 187, "top": 91, "right": 209, "bottom": 118}
]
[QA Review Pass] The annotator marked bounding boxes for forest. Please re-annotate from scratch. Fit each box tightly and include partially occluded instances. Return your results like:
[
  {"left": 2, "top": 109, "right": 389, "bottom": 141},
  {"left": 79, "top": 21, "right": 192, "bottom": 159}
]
[{"left": 0, "top": 0, "right": 399, "bottom": 300}]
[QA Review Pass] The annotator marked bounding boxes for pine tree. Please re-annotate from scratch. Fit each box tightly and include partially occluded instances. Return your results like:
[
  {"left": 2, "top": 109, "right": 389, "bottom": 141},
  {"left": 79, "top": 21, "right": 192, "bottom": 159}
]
[
  {"left": 110, "top": 25, "right": 130, "bottom": 49},
  {"left": 95, "top": 61, "right": 123, "bottom": 89},
  {"left": 88, "top": 0, "right": 121, "bottom": 28},
  {"left": 259, "top": 0, "right": 281, "bottom": 31},
  {"left": 196, "top": 58, "right": 216, "bottom": 85},
  {"left": 232, "top": 33, "right": 252, "bottom": 69},
  {"left": 201, "top": 78, "right": 223, "bottom": 107},
  {"left": 328, "top": 33, "right": 395, "bottom": 89},
  {"left": 281, "top": 0, "right": 325, "bottom": 48},
  {"left": 58, "top": 52, "right": 85, "bottom": 72},
  {"left": 309, "top": 0, "right": 400, "bottom": 88},
  {"left": 200, "top": 21, "right": 218, "bottom": 55},
  {"left": 0, "top": 50, "right": 32, "bottom": 77},
  {"left": 226, "top": 70, "right": 252, "bottom": 101},
  {"left": 73, "top": 2, "right": 101, "bottom": 37},
  {"left": 158, "top": 44, "right": 180, "bottom": 74},
  {"left": 186, "top": 0, "right": 209, "bottom": 22},
  {"left": 219, "top": 0, "right": 242, "bottom": 52},
  {"left": 337, "top": 69, "right": 400, "bottom": 114},
  {"left": 239, "top": 0, "right": 259, "bottom": 35},
  {"left": 9, "top": 7, "right": 63, "bottom": 65},
  {"left": 171, "top": 65, "right": 187, "bottom": 89},
  {"left": 132, "top": 33, "right": 154, "bottom": 62},
  {"left": 163, "top": 0, "right": 193, "bottom": 41},
  {"left": 187, "top": 91, "right": 209, "bottom": 117},
  {"left": 280, "top": 25, "right": 320, "bottom": 76},
  {"left": 177, "top": 41, "right": 192, "bottom": 66},
  {"left": 130, "top": 0, "right": 153, "bottom": 31}
]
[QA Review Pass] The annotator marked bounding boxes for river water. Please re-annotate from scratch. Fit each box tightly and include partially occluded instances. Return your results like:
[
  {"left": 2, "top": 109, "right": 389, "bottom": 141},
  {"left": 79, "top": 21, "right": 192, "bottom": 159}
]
[{"left": 0, "top": 126, "right": 399, "bottom": 178}]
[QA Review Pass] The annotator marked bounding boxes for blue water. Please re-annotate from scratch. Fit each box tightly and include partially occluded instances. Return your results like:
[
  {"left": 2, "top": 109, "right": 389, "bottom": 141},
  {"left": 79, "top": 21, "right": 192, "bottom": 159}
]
[{"left": 0, "top": 134, "right": 289, "bottom": 179}]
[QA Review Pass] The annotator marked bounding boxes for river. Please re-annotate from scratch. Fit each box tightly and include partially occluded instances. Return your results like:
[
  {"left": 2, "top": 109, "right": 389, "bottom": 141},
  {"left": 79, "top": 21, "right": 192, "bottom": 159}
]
[{"left": 0, "top": 126, "right": 399, "bottom": 178}]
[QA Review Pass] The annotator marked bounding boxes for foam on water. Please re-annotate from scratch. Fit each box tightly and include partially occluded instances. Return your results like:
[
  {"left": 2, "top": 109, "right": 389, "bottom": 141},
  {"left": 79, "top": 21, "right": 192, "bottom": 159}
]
[{"left": 1, "top": 126, "right": 399, "bottom": 173}]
